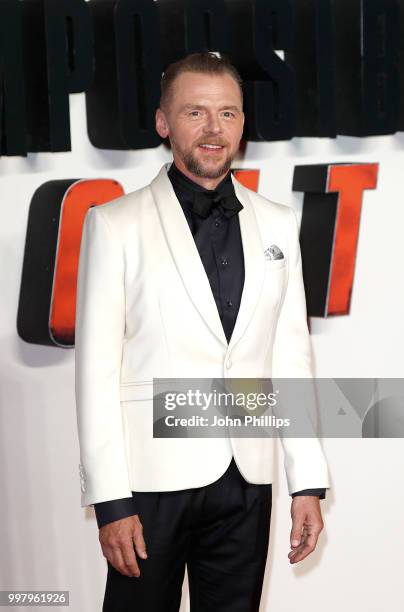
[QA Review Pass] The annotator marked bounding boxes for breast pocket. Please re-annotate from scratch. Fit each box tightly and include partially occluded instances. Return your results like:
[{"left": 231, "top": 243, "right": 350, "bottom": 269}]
[
  {"left": 264, "top": 257, "right": 287, "bottom": 271},
  {"left": 259, "top": 256, "right": 288, "bottom": 313}
]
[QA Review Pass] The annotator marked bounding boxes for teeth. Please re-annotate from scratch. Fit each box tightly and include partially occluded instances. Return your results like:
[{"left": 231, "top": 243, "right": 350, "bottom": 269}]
[{"left": 200, "top": 144, "right": 222, "bottom": 149}]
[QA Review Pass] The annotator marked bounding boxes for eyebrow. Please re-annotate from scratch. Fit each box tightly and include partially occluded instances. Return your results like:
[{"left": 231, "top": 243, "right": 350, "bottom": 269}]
[{"left": 179, "top": 104, "right": 241, "bottom": 113}]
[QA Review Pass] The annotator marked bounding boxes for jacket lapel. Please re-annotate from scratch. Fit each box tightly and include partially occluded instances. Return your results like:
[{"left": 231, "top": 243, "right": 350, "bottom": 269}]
[
  {"left": 149, "top": 163, "right": 265, "bottom": 351},
  {"left": 228, "top": 174, "right": 265, "bottom": 351}
]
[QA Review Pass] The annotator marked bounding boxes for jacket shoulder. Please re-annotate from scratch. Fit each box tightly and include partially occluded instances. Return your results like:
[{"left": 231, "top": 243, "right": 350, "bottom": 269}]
[
  {"left": 87, "top": 184, "right": 152, "bottom": 231},
  {"left": 234, "top": 178, "right": 295, "bottom": 222}
]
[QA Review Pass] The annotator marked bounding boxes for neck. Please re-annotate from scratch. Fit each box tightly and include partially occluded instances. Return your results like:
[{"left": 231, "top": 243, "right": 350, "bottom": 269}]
[{"left": 172, "top": 158, "right": 230, "bottom": 191}]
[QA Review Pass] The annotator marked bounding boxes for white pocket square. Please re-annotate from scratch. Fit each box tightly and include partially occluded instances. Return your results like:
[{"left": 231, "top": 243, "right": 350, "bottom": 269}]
[{"left": 264, "top": 244, "right": 284, "bottom": 260}]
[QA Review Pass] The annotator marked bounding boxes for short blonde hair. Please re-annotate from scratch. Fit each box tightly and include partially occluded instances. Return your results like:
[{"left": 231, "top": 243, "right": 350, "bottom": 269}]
[{"left": 160, "top": 52, "right": 243, "bottom": 111}]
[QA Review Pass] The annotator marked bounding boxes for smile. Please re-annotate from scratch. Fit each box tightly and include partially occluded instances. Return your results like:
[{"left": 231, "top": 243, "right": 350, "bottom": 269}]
[{"left": 198, "top": 144, "right": 224, "bottom": 152}]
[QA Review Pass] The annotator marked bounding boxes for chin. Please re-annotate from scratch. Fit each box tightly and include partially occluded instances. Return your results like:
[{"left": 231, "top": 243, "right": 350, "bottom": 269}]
[
  {"left": 181, "top": 148, "right": 233, "bottom": 179},
  {"left": 197, "top": 155, "right": 231, "bottom": 171},
  {"left": 199, "top": 164, "right": 230, "bottom": 179}
]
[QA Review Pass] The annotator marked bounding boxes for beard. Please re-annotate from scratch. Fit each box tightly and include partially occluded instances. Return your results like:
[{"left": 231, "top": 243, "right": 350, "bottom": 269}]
[{"left": 174, "top": 140, "right": 235, "bottom": 179}]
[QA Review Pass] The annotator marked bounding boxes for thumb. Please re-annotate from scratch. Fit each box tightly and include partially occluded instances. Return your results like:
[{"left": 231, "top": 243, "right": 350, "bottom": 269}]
[
  {"left": 133, "top": 525, "right": 148, "bottom": 559},
  {"left": 290, "top": 516, "right": 304, "bottom": 548}
]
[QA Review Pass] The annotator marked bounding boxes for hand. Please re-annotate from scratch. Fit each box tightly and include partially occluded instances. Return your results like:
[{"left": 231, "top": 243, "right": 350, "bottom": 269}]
[
  {"left": 288, "top": 496, "right": 324, "bottom": 564},
  {"left": 99, "top": 514, "right": 147, "bottom": 577}
]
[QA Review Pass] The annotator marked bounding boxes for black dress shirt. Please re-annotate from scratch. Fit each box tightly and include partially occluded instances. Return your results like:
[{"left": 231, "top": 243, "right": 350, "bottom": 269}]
[{"left": 94, "top": 163, "right": 325, "bottom": 528}]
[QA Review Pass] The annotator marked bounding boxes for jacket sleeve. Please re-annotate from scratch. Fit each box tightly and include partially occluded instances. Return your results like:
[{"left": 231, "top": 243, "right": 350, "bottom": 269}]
[
  {"left": 75, "top": 205, "right": 133, "bottom": 508},
  {"left": 292, "top": 488, "right": 326, "bottom": 500},
  {"left": 94, "top": 496, "right": 138, "bottom": 528},
  {"left": 271, "top": 206, "right": 331, "bottom": 496}
]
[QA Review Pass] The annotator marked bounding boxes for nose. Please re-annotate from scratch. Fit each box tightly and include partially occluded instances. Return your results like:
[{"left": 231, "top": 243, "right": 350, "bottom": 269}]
[{"left": 203, "top": 112, "right": 222, "bottom": 135}]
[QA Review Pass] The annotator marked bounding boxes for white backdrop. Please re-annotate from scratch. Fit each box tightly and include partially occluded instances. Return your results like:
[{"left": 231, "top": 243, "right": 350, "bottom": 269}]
[{"left": 1, "top": 91, "right": 404, "bottom": 612}]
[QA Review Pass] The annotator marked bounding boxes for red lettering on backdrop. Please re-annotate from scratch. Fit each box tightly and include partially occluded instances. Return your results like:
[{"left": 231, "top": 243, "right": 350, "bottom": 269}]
[
  {"left": 50, "top": 179, "right": 124, "bottom": 344},
  {"left": 327, "top": 164, "right": 378, "bottom": 314}
]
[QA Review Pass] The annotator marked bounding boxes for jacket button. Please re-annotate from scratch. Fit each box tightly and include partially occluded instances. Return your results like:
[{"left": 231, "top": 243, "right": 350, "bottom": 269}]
[{"left": 226, "top": 359, "right": 232, "bottom": 369}]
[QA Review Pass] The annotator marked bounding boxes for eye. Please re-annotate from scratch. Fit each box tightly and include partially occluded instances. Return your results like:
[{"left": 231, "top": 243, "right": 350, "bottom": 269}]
[
  {"left": 222, "top": 111, "right": 236, "bottom": 118},
  {"left": 189, "top": 110, "right": 202, "bottom": 117}
]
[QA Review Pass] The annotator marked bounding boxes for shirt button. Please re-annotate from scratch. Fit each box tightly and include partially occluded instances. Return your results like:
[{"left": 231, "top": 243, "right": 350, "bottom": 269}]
[
  {"left": 226, "top": 359, "right": 232, "bottom": 369},
  {"left": 221, "top": 257, "right": 228, "bottom": 265},
  {"left": 214, "top": 220, "right": 221, "bottom": 227},
  {"left": 226, "top": 299, "right": 233, "bottom": 307}
]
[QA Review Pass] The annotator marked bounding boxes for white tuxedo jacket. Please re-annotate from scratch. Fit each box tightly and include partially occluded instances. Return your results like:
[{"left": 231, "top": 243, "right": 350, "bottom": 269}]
[{"left": 75, "top": 163, "right": 330, "bottom": 508}]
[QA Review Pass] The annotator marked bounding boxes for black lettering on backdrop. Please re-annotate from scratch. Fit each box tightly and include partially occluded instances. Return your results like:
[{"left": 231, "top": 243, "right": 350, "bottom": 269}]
[
  {"left": 185, "top": 0, "right": 231, "bottom": 56},
  {"left": 44, "top": 0, "right": 93, "bottom": 151},
  {"left": 17, "top": 179, "right": 78, "bottom": 346},
  {"left": 156, "top": 0, "right": 187, "bottom": 69},
  {"left": 86, "top": 0, "right": 161, "bottom": 150},
  {"left": 227, "top": 0, "right": 296, "bottom": 141},
  {"left": 399, "top": 0, "right": 404, "bottom": 129},
  {"left": 115, "top": 0, "right": 161, "bottom": 148},
  {"left": 20, "top": 0, "right": 49, "bottom": 153},
  {"left": 286, "top": 0, "right": 337, "bottom": 138},
  {"left": 19, "top": 0, "right": 92, "bottom": 154},
  {"left": 293, "top": 165, "right": 337, "bottom": 317},
  {"left": 335, "top": 0, "right": 399, "bottom": 136},
  {"left": 1, "top": 0, "right": 404, "bottom": 155},
  {"left": 157, "top": 0, "right": 230, "bottom": 72},
  {"left": 0, "top": 0, "right": 27, "bottom": 156}
]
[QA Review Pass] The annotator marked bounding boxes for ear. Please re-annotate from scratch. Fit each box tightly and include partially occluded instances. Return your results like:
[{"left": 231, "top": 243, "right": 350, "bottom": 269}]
[{"left": 155, "top": 108, "right": 169, "bottom": 138}]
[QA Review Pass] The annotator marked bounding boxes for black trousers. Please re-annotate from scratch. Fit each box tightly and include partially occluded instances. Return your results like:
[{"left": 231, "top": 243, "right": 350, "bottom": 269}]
[{"left": 103, "top": 457, "right": 272, "bottom": 612}]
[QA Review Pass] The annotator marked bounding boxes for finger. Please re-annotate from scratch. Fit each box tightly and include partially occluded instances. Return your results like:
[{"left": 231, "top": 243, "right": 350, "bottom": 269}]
[
  {"left": 288, "top": 527, "right": 307, "bottom": 559},
  {"left": 133, "top": 527, "right": 148, "bottom": 559},
  {"left": 288, "top": 542, "right": 305, "bottom": 561},
  {"left": 110, "top": 546, "right": 139, "bottom": 577},
  {"left": 290, "top": 515, "right": 305, "bottom": 548},
  {"left": 289, "top": 542, "right": 313, "bottom": 564},
  {"left": 121, "top": 542, "right": 141, "bottom": 577},
  {"left": 288, "top": 534, "right": 307, "bottom": 556},
  {"left": 289, "top": 531, "right": 318, "bottom": 564}
]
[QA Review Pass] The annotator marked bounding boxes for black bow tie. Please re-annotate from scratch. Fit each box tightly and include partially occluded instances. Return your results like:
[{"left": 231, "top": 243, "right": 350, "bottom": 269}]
[{"left": 192, "top": 182, "right": 243, "bottom": 219}]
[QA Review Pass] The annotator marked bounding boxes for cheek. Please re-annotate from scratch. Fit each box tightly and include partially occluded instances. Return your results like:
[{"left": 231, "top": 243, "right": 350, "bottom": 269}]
[
  {"left": 227, "top": 127, "right": 243, "bottom": 148},
  {"left": 175, "top": 124, "right": 202, "bottom": 147},
  {"left": 224, "top": 120, "right": 243, "bottom": 137}
]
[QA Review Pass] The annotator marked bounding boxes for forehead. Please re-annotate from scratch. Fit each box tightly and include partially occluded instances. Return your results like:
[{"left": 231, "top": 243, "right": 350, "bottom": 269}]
[{"left": 170, "top": 71, "right": 243, "bottom": 108}]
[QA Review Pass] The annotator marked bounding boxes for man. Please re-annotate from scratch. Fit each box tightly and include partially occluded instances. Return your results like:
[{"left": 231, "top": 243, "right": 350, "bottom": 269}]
[{"left": 75, "top": 53, "right": 330, "bottom": 611}]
